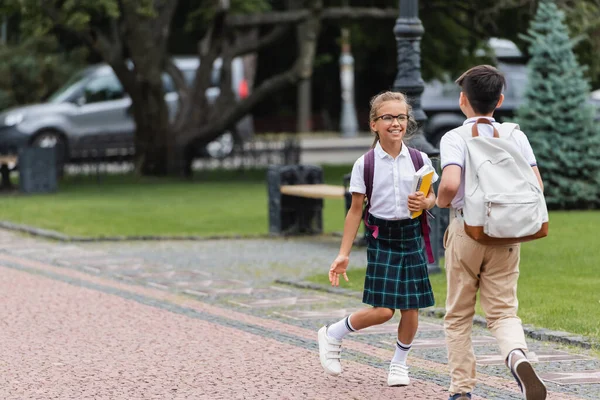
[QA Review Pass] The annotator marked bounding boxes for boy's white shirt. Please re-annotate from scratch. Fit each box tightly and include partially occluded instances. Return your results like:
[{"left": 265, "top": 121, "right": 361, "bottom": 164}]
[
  {"left": 349, "top": 141, "right": 439, "bottom": 220},
  {"left": 439, "top": 116, "right": 537, "bottom": 210}
]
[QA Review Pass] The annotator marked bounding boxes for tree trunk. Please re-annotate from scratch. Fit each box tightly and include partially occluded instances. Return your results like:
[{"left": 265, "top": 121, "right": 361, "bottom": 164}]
[{"left": 115, "top": 1, "right": 179, "bottom": 176}]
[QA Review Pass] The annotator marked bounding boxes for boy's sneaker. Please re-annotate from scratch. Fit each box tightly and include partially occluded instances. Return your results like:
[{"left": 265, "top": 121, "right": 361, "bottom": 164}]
[
  {"left": 448, "top": 393, "right": 471, "bottom": 400},
  {"left": 508, "top": 350, "right": 547, "bottom": 400},
  {"left": 387, "top": 362, "right": 410, "bottom": 386},
  {"left": 318, "top": 325, "right": 342, "bottom": 376}
]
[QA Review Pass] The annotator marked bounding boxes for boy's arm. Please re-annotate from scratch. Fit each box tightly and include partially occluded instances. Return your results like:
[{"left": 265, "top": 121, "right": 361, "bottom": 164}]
[
  {"left": 532, "top": 166, "right": 544, "bottom": 192},
  {"left": 436, "top": 165, "right": 462, "bottom": 208}
]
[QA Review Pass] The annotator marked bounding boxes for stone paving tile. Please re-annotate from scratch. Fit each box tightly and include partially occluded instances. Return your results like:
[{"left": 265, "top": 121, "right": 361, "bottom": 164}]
[
  {"left": 0, "top": 266, "right": 460, "bottom": 399},
  {"left": 476, "top": 351, "right": 592, "bottom": 366},
  {"left": 0, "top": 249, "right": 594, "bottom": 399},
  {"left": 380, "top": 336, "right": 497, "bottom": 349},
  {"left": 542, "top": 370, "right": 600, "bottom": 385},
  {"left": 0, "top": 259, "right": 465, "bottom": 400},
  {"left": 0, "top": 230, "right": 599, "bottom": 397}
]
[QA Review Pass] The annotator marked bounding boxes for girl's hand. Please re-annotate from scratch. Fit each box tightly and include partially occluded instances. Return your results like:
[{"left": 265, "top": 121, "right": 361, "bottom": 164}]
[
  {"left": 408, "top": 191, "right": 429, "bottom": 212},
  {"left": 329, "top": 255, "right": 350, "bottom": 287}
]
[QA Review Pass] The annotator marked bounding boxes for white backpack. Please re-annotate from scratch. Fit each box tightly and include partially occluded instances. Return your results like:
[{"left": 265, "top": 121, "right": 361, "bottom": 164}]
[{"left": 456, "top": 118, "right": 548, "bottom": 245}]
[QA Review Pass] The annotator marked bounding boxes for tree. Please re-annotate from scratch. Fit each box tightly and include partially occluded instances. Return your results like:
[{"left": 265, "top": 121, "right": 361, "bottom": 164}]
[
  {"left": 0, "top": 37, "right": 87, "bottom": 111},
  {"left": 515, "top": 0, "right": 600, "bottom": 209},
  {"left": 6, "top": 0, "right": 599, "bottom": 177},
  {"left": 5, "top": 0, "right": 328, "bottom": 176},
  {"left": 552, "top": 0, "right": 600, "bottom": 89}
]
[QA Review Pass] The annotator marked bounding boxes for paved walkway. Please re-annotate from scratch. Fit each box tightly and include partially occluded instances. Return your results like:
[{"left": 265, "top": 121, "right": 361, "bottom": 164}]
[{"left": 0, "top": 230, "right": 598, "bottom": 399}]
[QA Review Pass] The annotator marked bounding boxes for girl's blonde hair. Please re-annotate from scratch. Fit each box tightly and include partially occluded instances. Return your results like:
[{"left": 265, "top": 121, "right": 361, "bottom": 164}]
[{"left": 369, "top": 91, "right": 417, "bottom": 148}]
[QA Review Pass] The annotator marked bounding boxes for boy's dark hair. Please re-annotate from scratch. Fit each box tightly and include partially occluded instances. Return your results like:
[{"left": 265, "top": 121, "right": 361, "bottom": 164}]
[{"left": 455, "top": 65, "right": 506, "bottom": 115}]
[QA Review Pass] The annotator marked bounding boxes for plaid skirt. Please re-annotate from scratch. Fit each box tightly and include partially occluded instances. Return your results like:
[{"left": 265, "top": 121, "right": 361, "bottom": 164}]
[{"left": 362, "top": 214, "right": 435, "bottom": 310}]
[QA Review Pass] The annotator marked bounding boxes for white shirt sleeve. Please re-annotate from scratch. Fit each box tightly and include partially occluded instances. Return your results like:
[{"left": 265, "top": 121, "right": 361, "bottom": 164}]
[
  {"left": 440, "top": 131, "right": 466, "bottom": 169},
  {"left": 420, "top": 152, "right": 439, "bottom": 183},
  {"left": 348, "top": 155, "right": 366, "bottom": 194},
  {"left": 514, "top": 130, "right": 537, "bottom": 166}
]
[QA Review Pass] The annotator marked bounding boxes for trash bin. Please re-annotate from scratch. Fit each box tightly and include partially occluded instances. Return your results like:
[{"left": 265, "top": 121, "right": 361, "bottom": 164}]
[
  {"left": 18, "top": 147, "right": 57, "bottom": 194},
  {"left": 267, "top": 164, "right": 323, "bottom": 235}
]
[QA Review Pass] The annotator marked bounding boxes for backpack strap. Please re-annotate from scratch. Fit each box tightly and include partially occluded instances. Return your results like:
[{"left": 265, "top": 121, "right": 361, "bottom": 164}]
[
  {"left": 456, "top": 118, "right": 501, "bottom": 140},
  {"left": 407, "top": 147, "right": 435, "bottom": 264},
  {"left": 408, "top": 146, "right": 424, "bottom": 170},
  {"left": 362, "top": 149, "right": 379, "bottom": 239},
  {"left": 498, "top": 122, "right": 519, "bottom": 138}
]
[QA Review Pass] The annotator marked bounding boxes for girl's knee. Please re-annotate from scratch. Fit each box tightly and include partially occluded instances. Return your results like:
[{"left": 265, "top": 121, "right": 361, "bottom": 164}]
[{"left": 375, "top": 307, "right": 395, "bottom": 322}]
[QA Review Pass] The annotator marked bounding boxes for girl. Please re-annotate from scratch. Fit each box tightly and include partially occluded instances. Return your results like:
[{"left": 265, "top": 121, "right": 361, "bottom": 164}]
[{"left": 317, "top": 91, "right": 437, "bottom": 386}]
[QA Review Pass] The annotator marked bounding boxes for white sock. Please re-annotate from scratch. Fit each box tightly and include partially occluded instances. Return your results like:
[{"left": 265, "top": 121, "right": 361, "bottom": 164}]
[
  {"left": 391, "top": 340, "right": 412, "bottom": 365},
  {"left": 326, "top": 315, "right": 356, "bottom": 341}
]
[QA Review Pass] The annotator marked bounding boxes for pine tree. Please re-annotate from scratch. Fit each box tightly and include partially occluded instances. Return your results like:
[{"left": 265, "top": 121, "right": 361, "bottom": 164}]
[{"left": 515, "top": 0, "right": 600, "bottom": 210}]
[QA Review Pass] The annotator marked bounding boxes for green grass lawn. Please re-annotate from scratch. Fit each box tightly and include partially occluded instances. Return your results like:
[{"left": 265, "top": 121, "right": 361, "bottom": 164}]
[
  {"left": 306, "top": 211, "right": 600, "bottom": 345},
  {"left": 0, "top": 166, "right": 349, "bottom": 237}
]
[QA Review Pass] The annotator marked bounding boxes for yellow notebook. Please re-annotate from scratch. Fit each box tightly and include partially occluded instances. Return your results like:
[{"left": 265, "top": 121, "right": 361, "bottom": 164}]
[{"left": 410, "top": 165, "right": 435, "bottom": 219}]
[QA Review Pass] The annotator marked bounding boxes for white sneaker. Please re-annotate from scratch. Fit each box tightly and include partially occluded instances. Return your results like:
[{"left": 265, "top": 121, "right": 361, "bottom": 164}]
[
  {"left": 318, "top": 325, "right": 342, "bottom": 376},
  {"left": 388, "top": 362, "right": 410, "bottom": 386}
]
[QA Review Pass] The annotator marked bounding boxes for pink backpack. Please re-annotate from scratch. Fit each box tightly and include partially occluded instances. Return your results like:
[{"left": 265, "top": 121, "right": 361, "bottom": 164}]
[{"left": 362, "top": 147, "right": 435, "bottom": 264}]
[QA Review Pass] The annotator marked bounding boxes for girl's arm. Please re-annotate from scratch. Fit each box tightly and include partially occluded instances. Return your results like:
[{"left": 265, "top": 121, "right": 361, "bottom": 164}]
[
  {"left": 425, "top": 186, "right": 436, "bottom": 209},
  {"left": 329, "top": 192, "right": 365, "bottom": 286},
  {"left": 339, "top": 192, "right": 365, "bottom": 256}
]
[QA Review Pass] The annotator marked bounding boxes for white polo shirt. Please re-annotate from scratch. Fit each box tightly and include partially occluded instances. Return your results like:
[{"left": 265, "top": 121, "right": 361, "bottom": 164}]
[
  {"left": 349, "top": 141, "right": 439, "bottom": 220},
  {"left": 439, "top": 116, "right": 537, "bottom": 209}
]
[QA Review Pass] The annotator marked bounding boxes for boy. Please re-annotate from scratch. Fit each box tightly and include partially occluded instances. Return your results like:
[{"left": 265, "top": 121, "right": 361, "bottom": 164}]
[{"left": 436, "top": 65, "right": 547, "bottom": 400}]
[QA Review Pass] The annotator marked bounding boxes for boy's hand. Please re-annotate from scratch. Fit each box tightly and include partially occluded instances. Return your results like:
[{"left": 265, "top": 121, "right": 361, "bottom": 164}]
[
  {"left": 329, "top": 255, "right": 350, "bottom": 287},
  {"left": 408, "top": 191, "right": 429, "bottom": 212}
]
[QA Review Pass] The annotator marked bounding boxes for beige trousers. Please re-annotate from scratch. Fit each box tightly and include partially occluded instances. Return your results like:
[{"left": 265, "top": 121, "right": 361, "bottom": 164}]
[{"left": 443, "top": 215, "right": 527, "bottom": 394}]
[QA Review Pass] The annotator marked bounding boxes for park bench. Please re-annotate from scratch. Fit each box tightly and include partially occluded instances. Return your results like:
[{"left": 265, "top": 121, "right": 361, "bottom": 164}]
[
  {"left": 268, "top": 164, "right": 342, "bottom": 235},
  {"left": 280, "top": 183, "right": 345, "bottom": 200},
  {"left": 267, "top": 165, "right": 358, "bottom": 236}
]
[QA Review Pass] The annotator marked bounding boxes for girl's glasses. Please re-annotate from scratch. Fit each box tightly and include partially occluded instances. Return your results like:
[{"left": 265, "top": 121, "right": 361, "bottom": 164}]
[{"left": 374, "top": 114, "right": 409, "bottom": 124}]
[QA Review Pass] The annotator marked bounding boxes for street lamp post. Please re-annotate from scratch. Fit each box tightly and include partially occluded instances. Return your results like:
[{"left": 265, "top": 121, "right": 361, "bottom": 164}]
[
  {"left": 393, "top": 0, "right": 442, "bottom": 273},
  {"left": 392, "top": 0, "right": 438, "bottom": 156}
]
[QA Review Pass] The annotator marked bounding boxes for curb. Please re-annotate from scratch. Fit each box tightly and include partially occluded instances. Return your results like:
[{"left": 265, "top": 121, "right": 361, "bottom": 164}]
[
  {"left": 0, "top": 221, "right": 272, "bottom": 242},
  {"left": 0, "top": 221, "right": 342, "bottom": 243},
  {"left": 277, "top": 279, "right": 596, "bottom": 350}
]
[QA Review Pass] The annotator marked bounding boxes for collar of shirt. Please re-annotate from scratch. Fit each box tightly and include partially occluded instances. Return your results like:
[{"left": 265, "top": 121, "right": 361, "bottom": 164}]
[
  {"left": 374, "top": 140, "right": 409, "bottom": 160},
  {"left": 463, "top": 116, "right": 496, "bottom": 125}
]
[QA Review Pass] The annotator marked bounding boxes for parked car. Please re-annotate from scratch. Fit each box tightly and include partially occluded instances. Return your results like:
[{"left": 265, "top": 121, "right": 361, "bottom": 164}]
[
  {"left": 0, "top": 56, "right": 254, "bottom": 167},
  {"left": 421, "top": 38, "right": 600, "bottom": 147}
]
